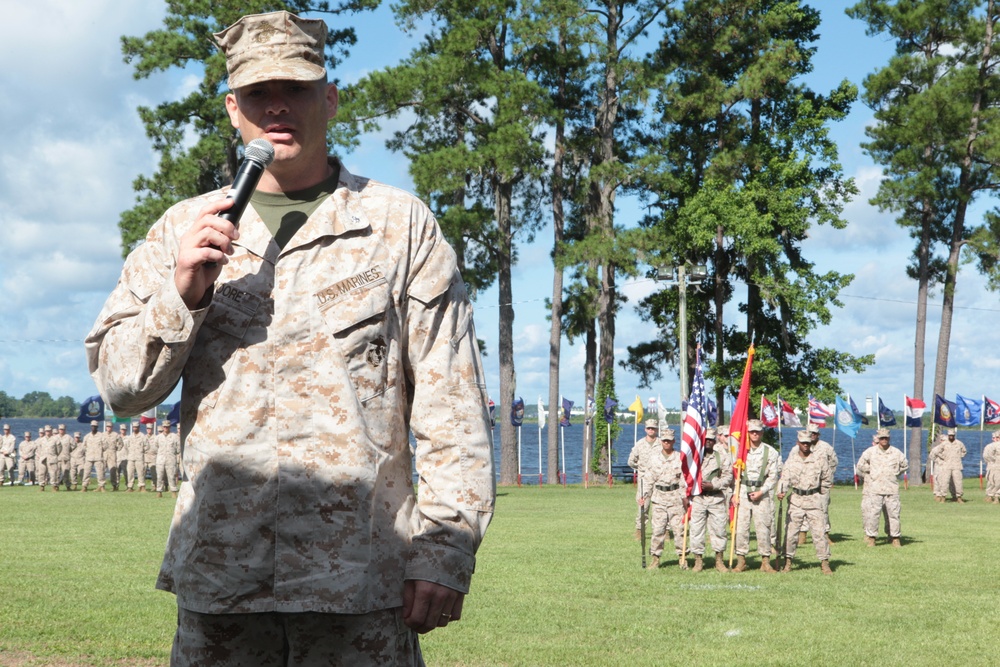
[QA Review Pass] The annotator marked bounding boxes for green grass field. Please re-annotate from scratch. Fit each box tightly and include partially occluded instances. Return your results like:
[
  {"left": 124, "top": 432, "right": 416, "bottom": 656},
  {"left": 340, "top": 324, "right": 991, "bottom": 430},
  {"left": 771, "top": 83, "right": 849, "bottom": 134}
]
[{"left": 1, "top": 482, "right": 997, "bottom": 666}]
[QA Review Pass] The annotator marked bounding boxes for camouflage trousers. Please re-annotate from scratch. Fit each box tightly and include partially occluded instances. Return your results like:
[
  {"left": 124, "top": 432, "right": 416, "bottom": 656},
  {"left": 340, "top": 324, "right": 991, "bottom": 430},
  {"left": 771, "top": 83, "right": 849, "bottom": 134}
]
[
  {"left": 82, "top": 461, "right": 106, "bottom": 490},
  {"left": 1, "top": 455, "right": 15, "bottom": 480},
  {"left": 735, "top": 492, "right": 774, "bottom": 557},
  {"left": 987, "top": 468, "right": 1000, "bottom": 499},
  {"left": 172, "top": 606, "right": 423, "bottom": 667},
  {"left": 783, "top": 502, "right": 830, "bottom": 561},
  {"left": 68, "top": 460, "right": 87, "bottom": 487},
  {"left": 38, "top": 460, "right": 60, "bottom": 488},
  {"left": 156, "top": 460, "right": 179, "bottom": 493},
  {"left": 862, "top": 493, "right": 900, "bottom": 538},
  {"left": 934, "top": 467, "right": 963, "bottom": 498},
  {"left": 19, "top": 459, "right": 34, "bottom": 481},
  {"left": 649, "top": 499, "right": 685, "bottom": 558},
  {"left": 126, "top": 459, "right": 145, "bottom": 489},
  {"left": 688, "top": 493, "right": 728, "bottom": 555}
]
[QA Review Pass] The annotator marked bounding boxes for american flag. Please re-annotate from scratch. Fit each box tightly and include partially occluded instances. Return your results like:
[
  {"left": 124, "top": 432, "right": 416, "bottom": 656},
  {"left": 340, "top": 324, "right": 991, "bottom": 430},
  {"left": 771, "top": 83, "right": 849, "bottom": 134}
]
[{"left": 680, "top": 349, "right": 708, "bottom": 496}]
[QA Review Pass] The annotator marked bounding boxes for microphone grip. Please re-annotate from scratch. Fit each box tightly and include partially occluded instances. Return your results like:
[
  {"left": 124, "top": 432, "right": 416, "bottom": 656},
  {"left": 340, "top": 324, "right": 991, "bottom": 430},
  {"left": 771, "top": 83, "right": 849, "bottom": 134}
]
[{"left": 205, "top": 158, "right": 268, "bottom": 268}]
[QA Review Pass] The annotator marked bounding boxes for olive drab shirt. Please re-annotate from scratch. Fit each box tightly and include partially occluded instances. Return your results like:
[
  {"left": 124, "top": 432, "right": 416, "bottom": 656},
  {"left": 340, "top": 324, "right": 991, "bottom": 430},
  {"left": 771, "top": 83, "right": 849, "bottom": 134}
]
[
  {"left": 86, "top": 161, "right": 495, "bottom": 616},
  {"left": 856, "top": 445, "right": 908, "bottom": 496}
]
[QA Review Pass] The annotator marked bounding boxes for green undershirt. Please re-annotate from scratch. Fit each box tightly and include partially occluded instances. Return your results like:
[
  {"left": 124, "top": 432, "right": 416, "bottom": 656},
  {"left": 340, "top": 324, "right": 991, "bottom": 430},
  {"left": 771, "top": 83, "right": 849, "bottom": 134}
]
[{"left": 250, "top": 166, "right": 340, "bottom": 249}]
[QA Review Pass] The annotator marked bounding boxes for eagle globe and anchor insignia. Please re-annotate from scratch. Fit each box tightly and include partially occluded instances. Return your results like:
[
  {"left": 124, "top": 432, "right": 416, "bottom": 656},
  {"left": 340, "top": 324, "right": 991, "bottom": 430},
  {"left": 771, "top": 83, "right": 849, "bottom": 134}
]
[{"left": 366, "top": 336, "right": 387, "bottom": 369}]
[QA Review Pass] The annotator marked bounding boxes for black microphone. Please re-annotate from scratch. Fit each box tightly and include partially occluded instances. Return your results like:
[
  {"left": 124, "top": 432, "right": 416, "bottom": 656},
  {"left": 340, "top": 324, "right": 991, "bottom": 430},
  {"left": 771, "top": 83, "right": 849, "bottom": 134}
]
[{"left": 205, "top": 138, "right": 275, "bottom": 267}]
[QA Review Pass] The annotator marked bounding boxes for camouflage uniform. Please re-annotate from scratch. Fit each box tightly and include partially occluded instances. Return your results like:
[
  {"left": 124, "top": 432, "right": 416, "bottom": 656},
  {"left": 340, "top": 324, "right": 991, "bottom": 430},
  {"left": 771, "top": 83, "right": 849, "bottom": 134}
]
[
  {"left": 688, "top": 446, "right": 733, "bottom": 559},
  {"left": 116, "top": 426, "right": 130, "bottom": 485},
  {"left": 628, "top": 428, "right": 659, "bottom": 532},
  {"left": 155, "top": 425, "right": 180, "bottom": 495},
  {"left": 778, "top": 441, "right": 833, "bottom": 567},
  {"left": 929, "top": 436, "right": 967, "bottom": 500},
  {"left": 38, "top": 428, "right": 61, "bottom": 491},
  {"left": 102, "top": 426, "right": 124, "bottom": 490},
  {"left": 735, "top": 441, "right": 780, "bottom": 558},
  {"left": 641, "top": 445, "right": 687, "bottom": 566},
  {"left": 144, "top": 426, "right": 159, "bottom": 491},
  {"left": 81, "top": 428, "right": 107, "bottom": 491},
  {"left": 856, "top": 439, "right": 907, "bottom": 542},
  {"left": 85, "top": 66, "right": 493, "bottom": 632},
  {"left": 124, "top": 428, "right": 149, "bottom": 491},
  {"left": 0, "top": 428, "right": 16, "bottom": 484},
  {"left": 54, "top": 427, "right": 74, "bottom": 489},
  {"left": 983, "top": 435, "right": 1000, "bottom": 502},
  {"left": 17, "top": 434, "right": 35, "bottom": 485},
  {"left": 69, "top": 434, "right": 86, "bottom": 488},
  {"left": 811, "top": 438, "right": 837, "bottom": 533}
]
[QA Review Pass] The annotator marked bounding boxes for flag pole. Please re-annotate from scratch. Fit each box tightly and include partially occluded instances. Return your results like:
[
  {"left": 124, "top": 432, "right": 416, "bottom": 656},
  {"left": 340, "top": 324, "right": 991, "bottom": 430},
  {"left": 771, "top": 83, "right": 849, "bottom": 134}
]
[
  {"left": 848, "top": 393, "right": 858, "bottom": 489},
  {"left": 902, "top": 393, "right": 909, "bottom": 490},
  {"left": 876, "top": 392, "right": 881, "bottom": 429},
  {"left": 981, "top": 394, "right": 986, "bottom": 490},
  {"left": 776, "top": 393, "right": 783, "bottom": 457},
  {"left": 560, "top": 419, "right": 566, "bottom": 487},
  {"left": 606, "top": 426, "right": 612, "bottom": 488}
]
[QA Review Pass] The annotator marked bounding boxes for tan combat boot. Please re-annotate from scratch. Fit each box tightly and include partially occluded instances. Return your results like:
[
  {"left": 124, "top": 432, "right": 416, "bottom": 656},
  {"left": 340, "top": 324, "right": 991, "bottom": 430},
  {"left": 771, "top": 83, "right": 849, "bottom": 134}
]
[
  {"left": 715, "top": 552, "right": 729, "bottom": 573},
  {"left": 733, "top": 555, "right": 747, "bottom": 572},
  {"left": 647, "top": 555, "right": 660, "bottom": 570},
  {"left": 692, "top": 555, "right": 704, "bottom": 572},
  {"left": 825, "top": 532, "right": 834, "bottom": 544},
  {"left": 821, "top": 560, "right": 833, "bottom": 575},
  {"left": 865, "top": 536, "right": 876, "bottom": 547},
  {"left": 956, "top": 496, "right": 966, "bottom": 503},
  {"left": 759, "top": 556, "right": 776, "bottom": 573},
  {"left": 798, "top": 532, "right": 807, "bottom": 545},
  {"left": 891, "top": 537, "right": 901, "bottom": 548},
  {"left": 157, "top": 491, "right": 163, "bottom": 498},
  {"left": 781, "top": 557, "right": 793, "bottom": 573},
  {"left": 171, "top": 491, "right": 178, "bottom": 498}
]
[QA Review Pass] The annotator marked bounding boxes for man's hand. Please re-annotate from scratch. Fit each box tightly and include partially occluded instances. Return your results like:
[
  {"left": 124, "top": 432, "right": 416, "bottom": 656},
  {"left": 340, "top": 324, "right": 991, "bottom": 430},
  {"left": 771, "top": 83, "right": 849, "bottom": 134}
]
[
  {"left": 749, "top": 491, "right": 763, "bottom": 502},
  {"left": 777, "top": 492, "right": 786, "bottom": 500},
  {"left": 174, "top": 199, "right": 240, "bottom": 310},
  {"left": 402, "top": 580, "right": 464, "bottom": 634}
]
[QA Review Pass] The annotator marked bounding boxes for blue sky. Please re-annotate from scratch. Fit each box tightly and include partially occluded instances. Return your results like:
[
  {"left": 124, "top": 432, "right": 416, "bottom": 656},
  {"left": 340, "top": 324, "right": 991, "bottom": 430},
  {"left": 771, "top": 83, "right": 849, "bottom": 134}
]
[{"left": 1, "top": 1, "right": 998, "bottom": 417}]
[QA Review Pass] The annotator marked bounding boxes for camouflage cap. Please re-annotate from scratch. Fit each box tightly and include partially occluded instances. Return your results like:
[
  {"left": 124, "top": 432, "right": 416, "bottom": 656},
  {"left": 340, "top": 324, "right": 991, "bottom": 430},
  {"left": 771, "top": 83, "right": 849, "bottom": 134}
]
[
  {"left": 660, "top": 428, "right": 676, "bottom": 440},
  {"left": 747, "top": 419, "right": 764, "bottom": 432},
  {"left": 807, "top": 422, "right": 820, "bottom": 434},
  {"left": 44, "top": 425, "right": 52, "bottom": 432},
  {"left": 876, "top": 427, "right": 890, "bottom": 439},
  {"left": 2, "top": 424, "right": 8, "bottom": 429},
  {"left": 24, "top": 432, "right": 30, "bottom": 437},
  {"left": 162, "top": 420, "right": 172, "bottom": 427},
  {"left": 214, "top": 11, "right": 327, "bottom": 90},
  {"left": 717, "top": 425, "right": 729, "bottom": 436},
  {"left": 644, "top": 418, "right": 659, "bottom": 428},
  {"left": 90, "top": 420, "right": 99, "bottom": 426},
  {"left": 946, "top": 428, "right": 957, "bottom": 435},
  {"left": 58, "top": 424, "right": 66, "bottom": 430},
  {"left": 797, "top": 430, "right": 812, "bottom": 443},
  {"left": 705, "top": 427, "right": 717, "bottom": 439}
]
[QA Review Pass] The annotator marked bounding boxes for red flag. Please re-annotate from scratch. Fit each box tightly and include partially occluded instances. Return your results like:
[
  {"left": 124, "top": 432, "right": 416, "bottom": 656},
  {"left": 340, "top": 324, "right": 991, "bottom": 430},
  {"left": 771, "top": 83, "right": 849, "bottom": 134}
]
[
  {"left": 730, "top": 345, "right": 756, "bottom": 478},
  {"left": 781, "top": 399, "right": 802, "bottom": 427},
  {"left": 760, "top": 396, "right": 779, "bottom": 428},
  {"left": 985, "top": 396, "right": 1000, "bottom": 425}
]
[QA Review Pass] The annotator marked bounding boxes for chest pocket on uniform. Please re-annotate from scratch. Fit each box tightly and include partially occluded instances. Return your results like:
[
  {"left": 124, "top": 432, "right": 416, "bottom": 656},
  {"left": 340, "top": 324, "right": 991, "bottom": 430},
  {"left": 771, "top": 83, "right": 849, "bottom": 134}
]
[{"left": 320, "top": 283, "right": 392, "bottom": 403}]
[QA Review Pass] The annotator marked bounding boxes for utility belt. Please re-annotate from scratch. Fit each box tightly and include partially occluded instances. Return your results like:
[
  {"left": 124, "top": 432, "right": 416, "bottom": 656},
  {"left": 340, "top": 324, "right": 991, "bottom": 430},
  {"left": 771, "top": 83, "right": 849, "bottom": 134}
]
[
  {"left": 701, "top": 488, "right": 725, "bottom": 497},
  {"left": 743, "top": 480, "right": 764, "bottom": 490},
  {"left": 655, "top": 483, "right": 680, "bottom": 492},
  {"left": 792, "top": 486, "right": 822, "bottom": 496}
]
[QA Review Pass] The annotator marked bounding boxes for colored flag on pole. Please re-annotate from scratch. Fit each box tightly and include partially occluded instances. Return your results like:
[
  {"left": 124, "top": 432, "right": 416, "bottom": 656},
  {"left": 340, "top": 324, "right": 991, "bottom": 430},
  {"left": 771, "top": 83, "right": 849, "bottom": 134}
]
[
  {"left": 904, "top": 396, "right": 926, "bottom": 427},
  {"left": 561, "top": 397, "right": 574, "bottom": 427},
  {"left": 808, "top": 396, "right": 834, "bottom": 424},
  {"left": 166, "top": 401, "right": 181, "bottom": 426},
  {"left": 781, "top": 399, "right": 802, "bottom": 427},
  {"left": 848, "top": 395, "right": 869, "bottom": 425},
  {"left": 706, "top": 399, "right": 718, "bottom": 428},
  {"left": 933, "top": 394, "right": 956, "bottom": 428},
  {"left": 730, "top": 345, "right": 756, "bottom": 476},
  {"left": 760, "top": 396, "right": 779, "bottom": 428},
  {"left": 585, "top": 395, "right": 595, "bottom": 425},
  {"left": 77, "top": 395, "right": 105, "bottom": 423},
  {"left": 628, "top": 395, "right": 644, "bottom": 425},
  {"left": 537, "top": 396, "right": 546, "bottom": 429},
  {"left": 955, "top": 394, "right": 982, "bottom": 427},
  {"left": 835, "top": 395, "right": 862, "bottom": 439},
  {"left": 680, "top": 349, "right": 708, "bottom": 496},
  {"left": 603, "top": 398, "right": 617, "bottom": 424},
  {"left": 877, "top": 397, "right": 897, "bottom": 426},
  {"left": 510, "top": 397, "right": 524, "bottom": 427},
  {"left": 488, "top": 398, "right": 496, "bottom": 427},
  {"left": 984, "top": 396, "right": 1000, "bottom": 425},
  {"left": 657, "top": 394, "right": 668, "bottom": 425}
]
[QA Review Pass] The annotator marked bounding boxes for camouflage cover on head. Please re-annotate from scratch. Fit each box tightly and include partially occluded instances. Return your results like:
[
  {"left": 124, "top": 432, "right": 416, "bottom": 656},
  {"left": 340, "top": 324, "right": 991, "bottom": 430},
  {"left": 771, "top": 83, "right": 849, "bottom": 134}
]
[{"left": 214, "top": 11, "right": 327, "bottom": 90}]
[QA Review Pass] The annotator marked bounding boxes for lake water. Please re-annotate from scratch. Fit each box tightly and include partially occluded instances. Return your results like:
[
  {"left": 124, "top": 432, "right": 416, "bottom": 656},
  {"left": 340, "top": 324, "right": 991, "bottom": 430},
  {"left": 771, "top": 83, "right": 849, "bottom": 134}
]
[{"left": 4, "top": 417, "right": 989, "bottom": 486}]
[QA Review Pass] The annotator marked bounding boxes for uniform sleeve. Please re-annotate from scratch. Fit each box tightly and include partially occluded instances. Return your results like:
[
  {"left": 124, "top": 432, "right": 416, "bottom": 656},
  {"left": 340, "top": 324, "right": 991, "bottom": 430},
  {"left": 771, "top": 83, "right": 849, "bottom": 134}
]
[
  {"left": 820, "top": 457, "right": 833, "bottom": 494},
  {"left": 403, "top": 207, "right": 495, "bottom": 594},
  {"left": 85, "top": 208, "right": 210, "bottom": 417},
  {"left": 716, "top": 451, "right": 733, "bottom": 490},
  {"left": 856, "top": 449, "right": 871, "bottom": 477},
  {"left": 628, "top": 445, "right": 641, "bottom": 469},
  {"left": 760, "top": 447, "right": 779, "bottom": 495}
]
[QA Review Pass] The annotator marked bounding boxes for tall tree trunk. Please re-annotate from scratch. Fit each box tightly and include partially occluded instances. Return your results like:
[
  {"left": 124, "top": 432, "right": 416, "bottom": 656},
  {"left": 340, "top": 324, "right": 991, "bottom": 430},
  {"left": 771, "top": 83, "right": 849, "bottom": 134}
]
[
  {"left": 497, "top": 181, "right": 518, "bottom": 486},
  {"left": 585, "top": 320, "right": 597, "bottom": 474},
  {"left": 547, "top": 60, "right": 567, "bottom": 485},
  {"left": 910, "top": 200, "right": 932, "bottom": 485}
]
